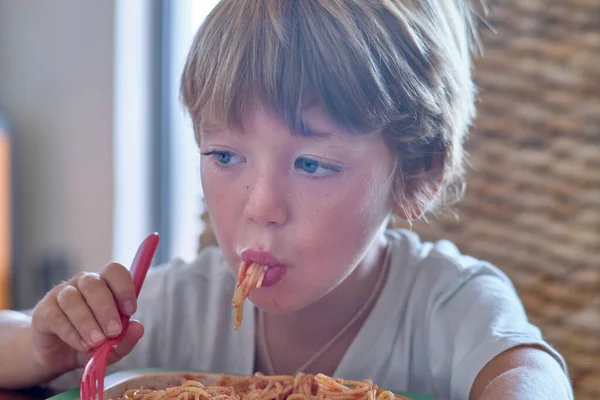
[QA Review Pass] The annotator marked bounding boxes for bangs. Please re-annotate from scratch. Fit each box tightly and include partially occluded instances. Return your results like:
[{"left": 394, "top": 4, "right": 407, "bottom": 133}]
[{"left": 180, "top": 0, "right": 426, "bottom": 136}]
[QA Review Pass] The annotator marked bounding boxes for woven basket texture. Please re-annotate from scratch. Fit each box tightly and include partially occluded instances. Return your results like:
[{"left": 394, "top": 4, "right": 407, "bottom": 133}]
[{"left": 393, "top": 1, "right": 600, "bottom": 397}]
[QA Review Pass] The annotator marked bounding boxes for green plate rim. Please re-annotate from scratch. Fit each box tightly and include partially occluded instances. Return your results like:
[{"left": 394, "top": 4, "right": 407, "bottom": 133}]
[{"left": 47, "top": 369, "right": 437, "bottom": 400}]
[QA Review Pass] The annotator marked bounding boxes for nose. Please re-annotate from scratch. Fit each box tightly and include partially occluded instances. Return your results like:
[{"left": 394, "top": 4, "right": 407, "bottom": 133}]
[{"left": 243, "top": 171, "right": 289, "bottom": 227}]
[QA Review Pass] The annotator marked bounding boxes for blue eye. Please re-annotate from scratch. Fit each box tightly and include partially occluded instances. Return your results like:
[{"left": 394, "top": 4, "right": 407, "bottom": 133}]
[
  {"left": 295, "top": 157, "right": 319, "bottom": 173},
  {"left": 294, "top": 157, "right": 341, "bottom": 176},
  {"left": 214, "top": 151, "right": 232, "bottom": 164},
  {"left": 201, "top": 150, "right": 243, "bottom": 166}
]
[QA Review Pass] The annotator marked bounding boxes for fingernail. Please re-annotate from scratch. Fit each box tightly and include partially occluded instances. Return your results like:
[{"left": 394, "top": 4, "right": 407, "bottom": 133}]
[
  {"left": 80, "top": 340, "right": 90, "bottom": 351},
  {"left": 107, "top": 320, "right": 121, "bottom": 336},
  {"left": 123, "top": 300, "right": 135, "bottom": 315},
  {"left": 90, "top": 329, "right": 105, "bottom": 344}
]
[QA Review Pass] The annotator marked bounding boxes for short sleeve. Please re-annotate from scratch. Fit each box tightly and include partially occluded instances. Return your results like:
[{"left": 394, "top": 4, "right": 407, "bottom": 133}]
[{"left": 425, "top": 263, "right": 568, "bottom": 400}]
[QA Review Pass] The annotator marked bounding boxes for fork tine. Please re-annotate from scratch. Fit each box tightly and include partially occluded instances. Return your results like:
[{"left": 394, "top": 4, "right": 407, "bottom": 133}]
[
  {"left": 90, "top": 344, "right": 112, "bottom": 400},
  {"left": 98, "top": 369, "right": 105, "bottom": 400},
  {"left": 81, "top": 366, "right": 90, "bottom": 400},
  {"left": 97, "top": 351, "right": 107, "bottom": 400},
  {"left": 88, "top": 365, "right": 95, "bottom": 400},
  {"left": 80, "top": 373, "right": 86, "bottom": 400},
  {"left": 93, "top": 364, "right": 99, "bottom": 400},
  {"left": 79, "top": 373, "right": 84, "bottom": 400}
]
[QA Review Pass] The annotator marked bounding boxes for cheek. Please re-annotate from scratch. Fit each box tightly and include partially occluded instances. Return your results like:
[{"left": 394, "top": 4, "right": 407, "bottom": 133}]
[
  {"left": 200, "top": 164, "right": 221, "bottom": 212},
  {"left": 200, "top": 165, "right": 239, "bottom": 243},
  {"left": 313, "top": 172, "right": 391, "bottom": 228},
  {"left": 293, "top": 174, "right": 391, "bottom": 263},
  {"left": 358, "top": 174, "right": 394, "bottom": 220}
]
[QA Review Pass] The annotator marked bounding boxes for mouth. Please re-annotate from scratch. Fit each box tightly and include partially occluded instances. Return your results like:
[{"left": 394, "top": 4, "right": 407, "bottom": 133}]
[
  {"left": 240, "top": 248, "right": 287, "bottom": 287},
  {"left": 241, "top": 248, "right": 282, "bottom": 267}
]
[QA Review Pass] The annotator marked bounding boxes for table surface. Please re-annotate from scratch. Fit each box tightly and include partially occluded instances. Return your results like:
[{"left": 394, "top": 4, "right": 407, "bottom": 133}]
[{"left": 0, "top": 388, "right": 58, "bottom": 400}]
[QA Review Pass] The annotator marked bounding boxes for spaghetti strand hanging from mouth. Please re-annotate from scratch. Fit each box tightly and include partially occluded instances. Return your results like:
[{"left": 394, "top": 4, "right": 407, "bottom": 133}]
[{"left": 232, "top": 262, "right": 266, "bottom": 330}]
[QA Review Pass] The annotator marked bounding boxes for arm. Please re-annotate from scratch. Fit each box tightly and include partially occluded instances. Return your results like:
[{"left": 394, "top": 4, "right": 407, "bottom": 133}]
[
  {"left": 423, "top": 263, "right": 571, "bottom": 399},
  {"left": 470, "top": 345, "right": 573, "bottom": 400},
  {"left": 0, "top": 310, "right": 55, "bottom": 389}
]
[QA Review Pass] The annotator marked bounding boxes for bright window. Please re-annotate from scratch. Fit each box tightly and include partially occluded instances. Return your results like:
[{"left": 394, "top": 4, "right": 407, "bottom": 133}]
[
  {"left": 163, "top": 0, "right": 220, "bottom": 263},
  {"left": 112, "top": 1, "right": 218, "bottom": 266}
]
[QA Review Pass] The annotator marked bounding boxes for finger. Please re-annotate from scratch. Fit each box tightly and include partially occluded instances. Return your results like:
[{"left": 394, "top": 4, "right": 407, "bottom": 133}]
[
  {"left": 33, "top": 296, "right": 90, "bottom": 353},
  {"left": 31, "top": 282, "right": 68, "bottom": 335},
  {"left": 106, "top": 320, "right": 144, "bottom": 364},
  {"left": 56, "top": 283, "right": 107, "bottom": 347},
  {"left": 76, "top": 272, "right": 123, "bottom": 339},
  {"left": 101, "top": 263, "right": 137, "bottom": 316}
]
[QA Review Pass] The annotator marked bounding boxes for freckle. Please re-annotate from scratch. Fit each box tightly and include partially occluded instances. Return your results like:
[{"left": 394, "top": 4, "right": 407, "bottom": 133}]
[{"left": 246, "top": 185, "right": 249, "bottom": 190}]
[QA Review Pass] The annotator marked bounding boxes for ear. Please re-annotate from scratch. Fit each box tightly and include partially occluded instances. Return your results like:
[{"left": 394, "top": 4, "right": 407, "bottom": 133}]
[{"left": 392, "top": 152, "right": 444, "bottom": 221}]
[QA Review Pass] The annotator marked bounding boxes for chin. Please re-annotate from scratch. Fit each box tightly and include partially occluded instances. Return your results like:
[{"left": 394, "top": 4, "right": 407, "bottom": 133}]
[
  {"left": 249, "top": 285, "right": 331, "bottom": 315},
  {"left": 249, "top": 291, "right": 311, "bottom": 314}
]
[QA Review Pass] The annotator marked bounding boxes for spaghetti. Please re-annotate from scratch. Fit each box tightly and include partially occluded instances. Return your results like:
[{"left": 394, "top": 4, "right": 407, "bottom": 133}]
[
  {"left": 117, "top": 372, "right": 406, "bottom": 400},
  {"left": 232, "top": 262, "right": 266, "bottom": 330}
]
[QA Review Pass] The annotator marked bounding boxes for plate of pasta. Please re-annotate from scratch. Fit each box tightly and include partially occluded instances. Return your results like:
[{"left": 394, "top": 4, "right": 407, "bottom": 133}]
[{"left": 48, "top": 369, "right": 437, "bottom": 400}]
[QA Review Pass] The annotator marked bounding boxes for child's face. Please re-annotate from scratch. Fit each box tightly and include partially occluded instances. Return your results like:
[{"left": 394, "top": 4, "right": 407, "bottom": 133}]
[{"left": 199, "top": 105, "right": 396, "bottom": 313}]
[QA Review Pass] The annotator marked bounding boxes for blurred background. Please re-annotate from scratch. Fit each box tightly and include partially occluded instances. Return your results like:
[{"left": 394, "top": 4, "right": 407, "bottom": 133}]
[
  {"left": 0, "top": 0, "right": 218, "bottom": 311},
  {"left": 0, "top": 0, "right": 598, "bottom": 398}
]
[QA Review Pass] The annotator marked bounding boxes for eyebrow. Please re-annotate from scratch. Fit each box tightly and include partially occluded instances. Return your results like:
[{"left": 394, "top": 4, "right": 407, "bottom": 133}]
[
  {"left": 200, "top": 121, "right": 336, "bottom": 140},
  {"left": 198, "top": 122, "right": 242, "bottom": 140},
  {"left": 299, "top": 127, "right": 333, "bottom": 139},
  {"left": 298, "top": 119, "right": 335, "bottom": 139},
  {"left": 199, "top": 122, "right": 226, "bottom": 135}
]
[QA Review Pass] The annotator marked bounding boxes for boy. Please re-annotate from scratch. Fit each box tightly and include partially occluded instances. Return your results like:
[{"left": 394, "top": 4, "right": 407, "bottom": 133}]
[{"left": 0, "top": 1, "right": 572, "bottom": 399}]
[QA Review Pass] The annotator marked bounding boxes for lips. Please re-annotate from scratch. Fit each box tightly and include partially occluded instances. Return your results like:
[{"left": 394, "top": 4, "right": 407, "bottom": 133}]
[
  {"left": 241, "top": 249, "right": 282, "bottom": 267},
  {"left": 240, "top": 248, "right": 287, "bottom": 287}
]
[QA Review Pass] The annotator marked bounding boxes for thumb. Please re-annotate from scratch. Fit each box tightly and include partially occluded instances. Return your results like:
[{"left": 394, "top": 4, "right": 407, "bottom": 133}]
[
  {"left": 76, "top": 321, "right": 145, "bottom": 367},
  {"left": 106, "top": 320, "right": 145, "bottom": 365}
]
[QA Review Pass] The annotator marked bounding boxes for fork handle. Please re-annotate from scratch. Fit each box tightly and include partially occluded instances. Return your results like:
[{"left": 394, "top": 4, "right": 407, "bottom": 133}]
[
  {"left": 119, "top": 233, "right": 160, "bottom": 330},
  {"left": 130, "top": 232, "right": 160, "bottom": 296}
]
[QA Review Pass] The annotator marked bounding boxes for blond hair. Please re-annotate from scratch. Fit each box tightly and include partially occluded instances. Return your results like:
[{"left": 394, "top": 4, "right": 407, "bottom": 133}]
[{"left": 181, "top": 0, "right": 486, "bottom": 219}]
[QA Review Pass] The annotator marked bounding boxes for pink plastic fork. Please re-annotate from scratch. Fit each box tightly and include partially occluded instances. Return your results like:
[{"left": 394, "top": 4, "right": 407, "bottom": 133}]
[{"left": 80, "top": 232, "right": 159, "bottom": 400}]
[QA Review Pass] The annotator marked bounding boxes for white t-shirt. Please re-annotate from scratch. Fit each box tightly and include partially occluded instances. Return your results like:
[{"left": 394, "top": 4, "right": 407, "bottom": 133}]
[{"left": 50, "top": 229, "right": 567, "bottom": 399}]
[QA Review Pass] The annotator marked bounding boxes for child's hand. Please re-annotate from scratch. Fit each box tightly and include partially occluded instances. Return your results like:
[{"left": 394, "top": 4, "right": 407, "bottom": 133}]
[{"left": 29, "top": 263, "right": 144, "bottom": 375}]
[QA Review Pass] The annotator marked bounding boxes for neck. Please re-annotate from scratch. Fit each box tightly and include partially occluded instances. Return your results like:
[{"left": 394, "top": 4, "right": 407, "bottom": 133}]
[{"left": 264, "top": 232, "right": 390, "bottom": 347}]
